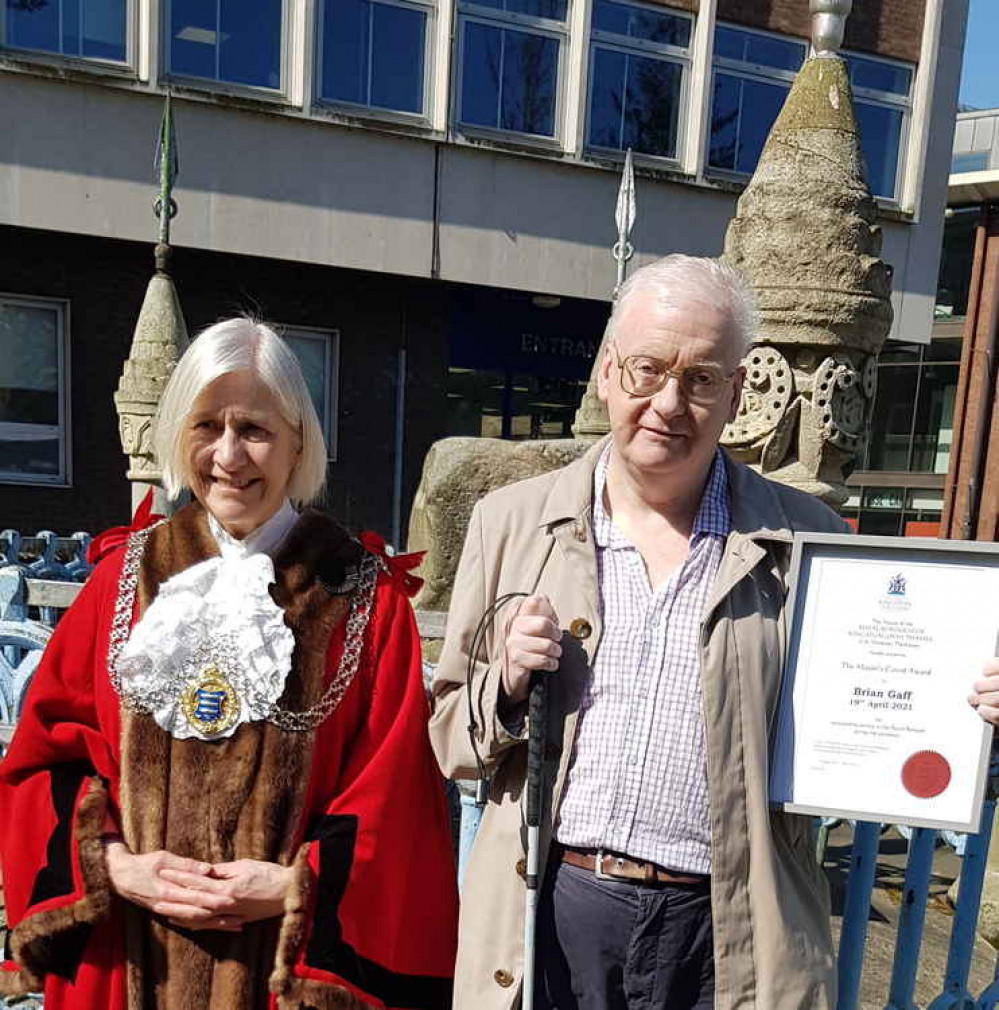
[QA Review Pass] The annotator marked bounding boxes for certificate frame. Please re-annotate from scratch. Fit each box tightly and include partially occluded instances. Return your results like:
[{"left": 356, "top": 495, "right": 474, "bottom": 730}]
[{"left": 770, "top": 532, "right": 998, "bottom": 833}]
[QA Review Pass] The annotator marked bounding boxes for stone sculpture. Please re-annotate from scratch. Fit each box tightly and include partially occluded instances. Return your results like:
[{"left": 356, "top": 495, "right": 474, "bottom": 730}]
[
  {"left": 114, "top": 242, "right": 189, "bottom": 507},
  {"left": 114, "top": 96, "right": 189, "bottom": 514},
  {"left": 720, "top": 13, "right": 893, "bottom": 506}
]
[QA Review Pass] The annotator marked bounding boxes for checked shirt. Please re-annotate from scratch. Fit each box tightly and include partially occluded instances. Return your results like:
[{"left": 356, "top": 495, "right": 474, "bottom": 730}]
[{"left": 554, "top": 446, "right": 730, "bottom": 875}]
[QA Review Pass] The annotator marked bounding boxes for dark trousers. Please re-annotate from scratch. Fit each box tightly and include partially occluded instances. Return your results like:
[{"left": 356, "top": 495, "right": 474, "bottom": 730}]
[{"left": 536, "top": 859, "right": 715, "bottom": 1010}]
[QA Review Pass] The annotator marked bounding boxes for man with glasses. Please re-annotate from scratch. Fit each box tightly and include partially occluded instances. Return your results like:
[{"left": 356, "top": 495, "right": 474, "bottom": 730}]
[{"left": 430, "top": 255, "right": 848, "bottom": 1010}]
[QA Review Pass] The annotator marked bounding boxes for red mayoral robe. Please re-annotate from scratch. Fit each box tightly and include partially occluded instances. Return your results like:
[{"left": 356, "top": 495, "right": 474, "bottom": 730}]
[{"left": 0, "top": 503, "right": 458, "bottom": 1009}]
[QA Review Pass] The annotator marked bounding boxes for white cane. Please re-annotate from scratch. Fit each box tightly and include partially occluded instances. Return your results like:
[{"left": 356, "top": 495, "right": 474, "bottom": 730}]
[{"left": 522, "top": 669, "right": 548, "bottom": 1010}]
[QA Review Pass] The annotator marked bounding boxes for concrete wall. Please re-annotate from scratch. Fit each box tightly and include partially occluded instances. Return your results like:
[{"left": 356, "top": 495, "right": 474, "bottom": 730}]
[{"left": 0, "top": 53, "right": 963, "bottom": 347}]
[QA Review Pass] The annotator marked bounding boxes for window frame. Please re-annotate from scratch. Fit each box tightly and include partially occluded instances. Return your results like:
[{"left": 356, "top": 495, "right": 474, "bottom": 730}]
[
  {"left": 582, "top": 0, "right": 692, "bottom": 164},
  {"left": 0, "top": 0, "right": 136, "bottom": 74},
  {"left": 705, "top": 22, "right": 807, "bottom": 180},
  {"left": 161, "top": 0, "right": 292, "bottom": 100},
  {"left": 313, "top": 0, "right": 437, "bottom": 124},
  {"left": 279, "top": 324, "right": 341, "bottom": 462},
  {"left": 0, "top": 293, "right": 72, "bottom": 488},
  {"left": 453, "top": 0, "right": 570, "bottom": 147},
  {"left": 840, "top": 46, "right": 913, "bottom": 206}
]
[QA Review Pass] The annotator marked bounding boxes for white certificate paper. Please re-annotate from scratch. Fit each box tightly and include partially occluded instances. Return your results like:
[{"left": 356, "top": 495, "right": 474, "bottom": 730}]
[{"left": 771, "top": 536, "right": 997, "bottom": 832}]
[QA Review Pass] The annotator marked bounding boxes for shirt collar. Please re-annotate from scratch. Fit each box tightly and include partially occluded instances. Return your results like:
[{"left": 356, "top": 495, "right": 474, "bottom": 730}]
[
  {"left": 592, "top": 446, "right": 730, "bottom": 550},
  {"left": 207, "top": 499, "right": 298, "bottom": 560}
]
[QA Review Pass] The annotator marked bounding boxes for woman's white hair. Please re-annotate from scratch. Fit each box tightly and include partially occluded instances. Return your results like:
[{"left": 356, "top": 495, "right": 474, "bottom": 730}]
[
  {"left": 607, "top": 254, "right": 757, "bottom": 359},
  {"left": 154, "top": 317, "right": 327, "bottom": 505}
]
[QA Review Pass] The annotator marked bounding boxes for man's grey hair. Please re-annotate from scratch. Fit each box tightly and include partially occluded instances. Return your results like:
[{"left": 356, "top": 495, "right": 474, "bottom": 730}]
[
  {"left": 154, "top": 316, "right": 327, "bottom": 505},
  {"left": 606, "top": 254, "right": 757, "bottom": 359}
]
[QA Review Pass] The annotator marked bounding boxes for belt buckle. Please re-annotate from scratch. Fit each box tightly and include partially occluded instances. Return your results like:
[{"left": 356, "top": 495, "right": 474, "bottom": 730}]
[{"left": 594, "top": 850, "right": 625, "bottom": 881}]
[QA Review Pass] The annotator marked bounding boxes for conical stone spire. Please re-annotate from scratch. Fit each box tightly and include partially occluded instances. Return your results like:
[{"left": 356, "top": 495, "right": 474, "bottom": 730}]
[
  {"left": 114, "top": 96, "right": 190, "bottom": 514},
  {"left": 721, "top": 50, "right": 893, "bottom": 505}
]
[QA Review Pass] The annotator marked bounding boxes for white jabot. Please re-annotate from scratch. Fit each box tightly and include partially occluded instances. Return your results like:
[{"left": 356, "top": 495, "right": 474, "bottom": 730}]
[
  {"left": 115, "top": 500, "right": 300, "bottom": 741},
  {"left": 208, "top": 498, "right": 299, "bottom": 559}
]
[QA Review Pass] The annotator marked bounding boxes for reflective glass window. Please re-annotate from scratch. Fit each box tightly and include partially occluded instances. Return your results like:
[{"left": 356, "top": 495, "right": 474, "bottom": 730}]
[
  {"left": 168, "top": 0, "right": 283, "bottom": 89},
  {"left": 708, "top": 26, "right": 804, "bottom": 175},
  {"left": 5, "top": 0, "right": 126, "bottom": 61},
  {"left": 713, "top": 24, "right": 803, "bottom": 71},
  {"left": 470, "top": 0, "right": 566, "bottom": 19},
  {"left": 709, "top": 73, "right": 788, "bottom": 173},
  {"left": 588, "top": 47, "right": 683, "bottom": 156},
  {"left": 320, "top": 0, "right": 427, "bottom": 114},
  {"left": 283, "top": 328, "right": 339, "bottom": 458},
  {"left": 952, "top": 151, "right": 989, "bottom": 173},
  {"left": 855, "top": 99, "right": 903, "bottom": 200},
  {"left": 842, "top": 51, "right": 912, "bottom": 200},
  {"left": 910, "top": 363, "right": 958, "bottom": 473},
  {"left": 586, "top": 0, "right": 690, "bottom": 158},
  {"left": 0, "top": 298, "right": 68, "bottom": 485},
  {"left": 459, "top": 20, "right": 559, "bottom": 135},
  {"left": 591, "top": 0, "right": 689, "bottom": 46},
  {"left": 866, "top": 364, "right": 917, "bottom": 471},
  {"left": 457, "top": 0, "right": 565, "bottom": 138},
  {"left": 843, "top": 52, "right": 911, "bottom": 97}
]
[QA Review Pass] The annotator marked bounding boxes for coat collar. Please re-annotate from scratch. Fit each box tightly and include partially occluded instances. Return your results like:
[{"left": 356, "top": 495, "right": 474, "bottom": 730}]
[{"left": 537, "top": 435, "right": 796, "bottom": 548}]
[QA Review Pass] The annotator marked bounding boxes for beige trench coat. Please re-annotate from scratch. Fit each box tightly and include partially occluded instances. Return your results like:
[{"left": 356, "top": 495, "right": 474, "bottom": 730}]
[{"left": 429, "top": 438, "right": 850, "bottom": 1010}]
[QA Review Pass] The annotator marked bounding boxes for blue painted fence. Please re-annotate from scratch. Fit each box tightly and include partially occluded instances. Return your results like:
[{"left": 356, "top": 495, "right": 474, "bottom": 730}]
[{"left": 1, "top": 531, "right": 997, "bottom": 1008}]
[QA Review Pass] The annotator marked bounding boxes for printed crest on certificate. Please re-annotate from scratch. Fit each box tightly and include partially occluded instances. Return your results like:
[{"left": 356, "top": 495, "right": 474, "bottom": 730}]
[{"left": 770, "top": 533, "right": 997, "bottom": 833}]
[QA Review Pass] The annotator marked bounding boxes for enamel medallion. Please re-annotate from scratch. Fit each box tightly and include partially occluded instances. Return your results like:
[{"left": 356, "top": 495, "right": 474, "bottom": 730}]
[{"left": 180, "top": 665, "right": 239, "bottom": 737}]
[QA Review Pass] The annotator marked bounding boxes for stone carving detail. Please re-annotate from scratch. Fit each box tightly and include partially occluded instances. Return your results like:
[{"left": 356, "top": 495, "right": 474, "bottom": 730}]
[
  {"left": 812, "top": 354, "right": 877, "bottom": 452},
  {"left": 114, "top": 251, "right": 189, "bottom": 487},
  {"left": 723, "top": 346, "right": 794, "bottom": 450},
  {"left": 118, "top": 414, "right": 156, "bottom": 476},
  {"left": 721, "top": 52, "right": 893, "bottom": 506}
]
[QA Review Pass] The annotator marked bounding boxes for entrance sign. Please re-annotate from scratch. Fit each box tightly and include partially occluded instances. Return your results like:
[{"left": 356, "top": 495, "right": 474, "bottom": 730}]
[{"left": 770, "top": 533, "right": 997, "bottom": 832}]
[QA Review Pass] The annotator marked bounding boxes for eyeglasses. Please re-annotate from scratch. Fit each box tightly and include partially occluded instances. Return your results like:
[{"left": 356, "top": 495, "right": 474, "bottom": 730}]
[{"left": 612, "top": 345, "right": 736, "bottom": 405}]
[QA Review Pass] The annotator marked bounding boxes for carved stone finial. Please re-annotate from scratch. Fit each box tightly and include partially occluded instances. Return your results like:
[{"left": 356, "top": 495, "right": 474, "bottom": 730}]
[
  {"left": 115, "top": 95, "right": 188, "bottom": 514},
  {"left": 114, "top": 271, "right": 189, "bottom": 489},
  {"left": 722, "top": 53, "right": 893, "bottom": 506},
  {"left": 811, "top": 0, "right": 853, "bottom": 56}
]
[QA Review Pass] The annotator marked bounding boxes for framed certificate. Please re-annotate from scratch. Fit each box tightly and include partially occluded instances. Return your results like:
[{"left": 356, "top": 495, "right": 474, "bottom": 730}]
[{"left": 770, "top": 533, "right": 998, "bottom": 833}]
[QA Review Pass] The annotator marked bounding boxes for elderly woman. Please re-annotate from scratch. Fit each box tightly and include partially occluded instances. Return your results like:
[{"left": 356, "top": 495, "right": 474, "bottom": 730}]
[{"left": 0, "top": 319, "right": 457, "bottom": 1009}]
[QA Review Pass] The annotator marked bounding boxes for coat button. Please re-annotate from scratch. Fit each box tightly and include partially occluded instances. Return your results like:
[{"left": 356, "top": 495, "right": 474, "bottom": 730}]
[
  {"left": 516, "top": 857, "right": 527, "bottom": 880},
  {"left": 573, "top": 523, "right": 587, "bottom": 542},
  {"left": 570, "top": 618, "right": 592, "bottom": 640},
  {"left": 494, "top": 969, "right": 515, "bottom": 988}
]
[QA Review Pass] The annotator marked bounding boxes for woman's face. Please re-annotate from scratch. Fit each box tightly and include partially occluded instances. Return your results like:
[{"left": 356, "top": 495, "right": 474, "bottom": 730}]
[{"left": 185, "top": 370, "right": 301, "bottom": 540}]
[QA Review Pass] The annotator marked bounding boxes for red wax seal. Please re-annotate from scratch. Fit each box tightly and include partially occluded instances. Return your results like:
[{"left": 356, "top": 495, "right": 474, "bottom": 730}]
[{"left": 901, "top": 751, "right": 951, "bottom": 799}]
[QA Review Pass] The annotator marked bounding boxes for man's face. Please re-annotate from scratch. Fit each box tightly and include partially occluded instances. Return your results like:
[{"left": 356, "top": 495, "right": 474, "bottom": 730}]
[{"left": 597, "top": 290, "right": 745, "bottom": 480}]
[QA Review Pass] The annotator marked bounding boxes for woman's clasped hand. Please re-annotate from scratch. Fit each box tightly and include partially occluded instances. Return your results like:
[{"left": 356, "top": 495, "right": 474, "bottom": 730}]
[{"left": 105, "top": 841, "right": 292, "bottom": 931}]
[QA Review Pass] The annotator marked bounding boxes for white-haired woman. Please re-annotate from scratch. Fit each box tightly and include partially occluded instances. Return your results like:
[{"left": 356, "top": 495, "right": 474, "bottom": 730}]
[{"left": 0, "top": 318, "right": 458, "bottom": 1010}]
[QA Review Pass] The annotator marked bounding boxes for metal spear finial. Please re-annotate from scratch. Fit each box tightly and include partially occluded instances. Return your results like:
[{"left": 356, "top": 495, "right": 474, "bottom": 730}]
[
  {"left": 612, "top": 149, "right": 636, "bottom": 297},
  {"left": 153, "top": 93, "right": 179, "bottom": 266},
  {"left": 810, "top": 0, "right": 853, "bottom": 56}
]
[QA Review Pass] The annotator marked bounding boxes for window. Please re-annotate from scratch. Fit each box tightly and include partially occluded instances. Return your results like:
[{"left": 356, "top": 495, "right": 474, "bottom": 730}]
[
  {"left": 0, "top": 296, "right": 70, "bottom": 485},
  {"left": 708, "top": 25, "right": 913, "bottom": 200},
  {"left": 166, "top": 0, "right": 283, "bottom": 90},
  {"left": 708, "top": 26, "right": 806, "bottom": 176},
  {"left": 585, "top": 0, "right": 691, "bottom": 159},
  {"left": 318, "top": 0, "right": 431, "bottom": 116},
  {"left": 3, "top": 0, "right": 127, "bottom": 62},
  {"left": 862, "top": 336, "right": 961, "bottom": 475},
  {"left": 952, "top": 151, "right": 990, "bottom": 173},
  {"left": 456, "top": 0, "right": 568, "bottom": 138},
  {"left": 282, "top": 327, "right": 339, "bottom": 460},
  {"left": 842, "top": 51, "right": 912, "bottom": 202}
]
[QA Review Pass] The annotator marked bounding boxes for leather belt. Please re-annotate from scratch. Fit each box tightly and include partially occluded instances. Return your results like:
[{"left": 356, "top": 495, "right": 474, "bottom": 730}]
[{"left": 560, "top": 847, "right": 709, "bottom": 887}]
